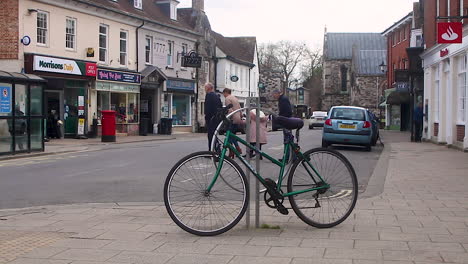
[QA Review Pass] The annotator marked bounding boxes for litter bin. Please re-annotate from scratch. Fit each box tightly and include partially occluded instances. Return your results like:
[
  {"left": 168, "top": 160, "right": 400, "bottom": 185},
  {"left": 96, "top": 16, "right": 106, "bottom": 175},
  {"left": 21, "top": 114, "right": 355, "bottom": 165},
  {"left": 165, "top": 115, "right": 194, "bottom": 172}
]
[
  {"left": 101, "top": 110, "right": 116, "bottom": 142},
  {"left": 140, "top": 118, "right": 149, "bottom": 136},
  {"left": 158, "top": 118, "right": 173, "bottom": 135}
]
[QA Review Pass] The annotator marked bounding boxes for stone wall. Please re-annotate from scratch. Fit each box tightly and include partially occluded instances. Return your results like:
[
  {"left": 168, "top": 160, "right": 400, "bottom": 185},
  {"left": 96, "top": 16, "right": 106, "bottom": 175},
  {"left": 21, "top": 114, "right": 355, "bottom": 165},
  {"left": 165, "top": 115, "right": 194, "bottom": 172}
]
[
  {"left": 351, "top": 75, "right": 385, "bottom": 113},
  {"left": 322, "top": 59, "right": 352, "bottom": 111}
]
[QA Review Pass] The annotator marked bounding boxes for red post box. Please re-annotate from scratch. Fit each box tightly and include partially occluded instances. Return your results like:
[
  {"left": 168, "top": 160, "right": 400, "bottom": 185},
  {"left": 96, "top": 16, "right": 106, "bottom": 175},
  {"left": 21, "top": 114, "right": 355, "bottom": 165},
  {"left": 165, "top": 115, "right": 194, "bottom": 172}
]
[{"left": 101, "top": 110, "right": 116, "bottom": 142}]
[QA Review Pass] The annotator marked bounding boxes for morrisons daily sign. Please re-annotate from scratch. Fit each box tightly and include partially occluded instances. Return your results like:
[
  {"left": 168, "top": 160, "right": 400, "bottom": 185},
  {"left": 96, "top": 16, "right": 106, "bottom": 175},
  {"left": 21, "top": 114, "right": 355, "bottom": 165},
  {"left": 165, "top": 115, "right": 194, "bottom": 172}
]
[{"left": 33, "top": 55, "right": 97, "bottom": 77}]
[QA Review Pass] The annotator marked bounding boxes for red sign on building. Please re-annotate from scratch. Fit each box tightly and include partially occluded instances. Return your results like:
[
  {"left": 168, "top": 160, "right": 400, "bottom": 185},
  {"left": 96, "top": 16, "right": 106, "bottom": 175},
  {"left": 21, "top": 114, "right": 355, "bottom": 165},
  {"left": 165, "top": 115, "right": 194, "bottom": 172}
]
[
  {"left": 85, "top": 63, "right": 97, "bottom": 77},
  {"left": 437, "top": 22, "right": 463, "bottom": 44}
]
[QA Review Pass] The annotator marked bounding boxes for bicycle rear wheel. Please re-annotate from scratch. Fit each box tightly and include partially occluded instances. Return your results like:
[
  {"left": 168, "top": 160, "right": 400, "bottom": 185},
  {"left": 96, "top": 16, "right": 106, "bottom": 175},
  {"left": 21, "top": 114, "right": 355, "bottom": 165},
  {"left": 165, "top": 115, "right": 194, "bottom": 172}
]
[
  {"left": 164, "top": 151, "right": 249, "bottom": 236},
  {"left": 287, "top": 148, "right": 358, "bottom": 228}
]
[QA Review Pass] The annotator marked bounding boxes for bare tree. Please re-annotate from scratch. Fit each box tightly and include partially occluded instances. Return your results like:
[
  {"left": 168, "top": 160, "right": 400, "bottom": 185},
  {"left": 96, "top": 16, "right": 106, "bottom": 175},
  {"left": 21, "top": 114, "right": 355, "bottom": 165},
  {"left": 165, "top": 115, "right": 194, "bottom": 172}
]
[
  {"left": 258, "top": 41, "right": 307, "bottom": 92},
  {"left": 301, "top": 48, "right": 324, "bottom": 111}
]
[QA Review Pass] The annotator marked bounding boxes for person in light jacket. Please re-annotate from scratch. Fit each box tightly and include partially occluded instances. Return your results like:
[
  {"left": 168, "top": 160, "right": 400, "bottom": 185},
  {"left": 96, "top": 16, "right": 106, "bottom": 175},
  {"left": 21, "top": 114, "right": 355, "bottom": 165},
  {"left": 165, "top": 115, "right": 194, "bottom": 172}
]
[
  {"left": 245, "top": 109, "right": 268, "bottom": 159},
  {"left": 223, "top": 88, "right": 243, "bottom": 158}
]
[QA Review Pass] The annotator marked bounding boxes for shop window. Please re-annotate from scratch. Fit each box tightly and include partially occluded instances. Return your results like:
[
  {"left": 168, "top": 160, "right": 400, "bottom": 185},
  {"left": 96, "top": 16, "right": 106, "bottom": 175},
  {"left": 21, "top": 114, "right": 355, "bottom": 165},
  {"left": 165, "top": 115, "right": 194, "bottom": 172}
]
[
  {"left": 66, "top": 17, "right": 76, "bottom": 50},
  {"left": 37, "top": 11, "right": 48, "bottom": 45},
  {"left": 434, "top": 66, "right": 440, "bottom": 122},
  {"left": 98, "top": 91, "right": 139, "bottom": 124},
  {"left": 111, "top": 93, "right": 127, "bottom": 123},
  {"left": 99, "top": 24, "right": 109, "bottom": 63},
  {"left": 30, "top": 84, "right": 42, "bottom": 116},
  {"left": 127, "top": 93, "right": 139, "bottom": 123},
  {"left": 172, "top": 95, "right": 191, "bottom": 126},
  {"left": 97, "top": 91, "right": 110, "bottom": 121},
  {"left": 120, "top": 31, "right": 128, "bottom": 66}
]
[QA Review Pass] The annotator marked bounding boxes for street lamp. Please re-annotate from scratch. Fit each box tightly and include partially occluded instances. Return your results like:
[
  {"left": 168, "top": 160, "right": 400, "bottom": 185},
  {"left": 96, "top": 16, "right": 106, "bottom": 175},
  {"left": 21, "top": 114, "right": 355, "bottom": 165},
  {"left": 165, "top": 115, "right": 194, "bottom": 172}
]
[{"left": 379, "top": 61, "right": 387, "bottom": 73}]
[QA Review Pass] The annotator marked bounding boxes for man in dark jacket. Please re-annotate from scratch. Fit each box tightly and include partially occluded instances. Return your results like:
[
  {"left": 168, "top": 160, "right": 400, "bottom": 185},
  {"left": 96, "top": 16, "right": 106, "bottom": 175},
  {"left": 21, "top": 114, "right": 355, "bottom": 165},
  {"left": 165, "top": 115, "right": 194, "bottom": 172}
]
[
  {"left": 204, "top": 83, "right": 222, "bottom": 150},
  {"left": 413, "top": 102, "right": 424, "bottom": 142},
  {"left": 273, "top": 89, "right": 292, "bottom": 118}
]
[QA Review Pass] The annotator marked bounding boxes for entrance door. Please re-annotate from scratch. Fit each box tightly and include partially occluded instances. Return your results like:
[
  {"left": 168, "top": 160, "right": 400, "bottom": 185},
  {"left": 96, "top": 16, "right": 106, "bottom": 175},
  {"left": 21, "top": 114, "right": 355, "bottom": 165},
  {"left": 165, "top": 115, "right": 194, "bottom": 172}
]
[{"left": 45, "top": 90, "right": 63, "bottom": 139}]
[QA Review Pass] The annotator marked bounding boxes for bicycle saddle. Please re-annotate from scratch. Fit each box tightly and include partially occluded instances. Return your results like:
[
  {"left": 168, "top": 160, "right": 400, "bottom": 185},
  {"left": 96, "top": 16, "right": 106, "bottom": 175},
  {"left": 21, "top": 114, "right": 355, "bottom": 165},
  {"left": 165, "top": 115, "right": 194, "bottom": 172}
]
[{"left": 275, "top": 116, "right": 304, "bottom": 130}]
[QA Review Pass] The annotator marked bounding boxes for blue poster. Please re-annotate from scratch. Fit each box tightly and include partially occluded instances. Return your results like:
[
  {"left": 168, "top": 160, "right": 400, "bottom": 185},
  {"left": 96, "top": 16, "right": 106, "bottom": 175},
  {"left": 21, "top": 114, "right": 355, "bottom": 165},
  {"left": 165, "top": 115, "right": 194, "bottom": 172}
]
[{"left": 0, "top": 86, "right": 11, "bottom": 114}]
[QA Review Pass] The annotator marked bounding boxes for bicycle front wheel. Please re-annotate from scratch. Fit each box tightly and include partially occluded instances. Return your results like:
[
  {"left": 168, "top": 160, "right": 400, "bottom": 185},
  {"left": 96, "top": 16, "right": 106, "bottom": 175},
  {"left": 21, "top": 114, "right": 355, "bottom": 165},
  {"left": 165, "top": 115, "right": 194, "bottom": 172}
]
[
  {"left": 164, "top": 151, "right": 249, "bottom": 236},
  {"left": 287, "top": 148, "right": 358, "bottom": 228}
]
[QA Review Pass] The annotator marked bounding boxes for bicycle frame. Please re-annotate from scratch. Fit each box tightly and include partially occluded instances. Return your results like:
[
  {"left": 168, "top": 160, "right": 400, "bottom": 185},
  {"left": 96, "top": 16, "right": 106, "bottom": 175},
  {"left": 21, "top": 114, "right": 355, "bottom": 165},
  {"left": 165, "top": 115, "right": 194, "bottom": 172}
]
[{"left": 206, "top": 129, "right": 330, "bottom": 197}]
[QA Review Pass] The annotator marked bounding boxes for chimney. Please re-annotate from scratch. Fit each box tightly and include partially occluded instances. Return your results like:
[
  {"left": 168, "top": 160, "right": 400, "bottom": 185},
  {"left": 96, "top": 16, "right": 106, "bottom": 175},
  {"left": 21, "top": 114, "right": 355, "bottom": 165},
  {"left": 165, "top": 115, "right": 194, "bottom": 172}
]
[{"left": 192, "top": 0, "right": 204, "bottom": 11}]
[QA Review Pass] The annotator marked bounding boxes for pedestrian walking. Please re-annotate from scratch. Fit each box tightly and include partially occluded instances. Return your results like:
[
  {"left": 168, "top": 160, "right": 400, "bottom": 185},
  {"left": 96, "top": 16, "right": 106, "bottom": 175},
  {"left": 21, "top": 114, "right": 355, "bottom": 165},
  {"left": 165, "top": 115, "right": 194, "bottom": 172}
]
[
  {"left": 413, "top": 102, "right": 424, "bottom": 142},
  {"left": 222, "top": 88, "right": 243, "bottom": 158},
  {"left": 244, "top": 109, "right": 268, "bottom": 159},
  {"left": 204, "top": 83, "right": 222, "bottom": 151}
]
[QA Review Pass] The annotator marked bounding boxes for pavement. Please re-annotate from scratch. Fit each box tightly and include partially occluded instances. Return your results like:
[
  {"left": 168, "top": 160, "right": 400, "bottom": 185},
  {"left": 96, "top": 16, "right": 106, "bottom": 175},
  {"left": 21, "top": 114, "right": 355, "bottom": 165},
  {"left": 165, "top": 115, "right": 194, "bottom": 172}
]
[
  {"left": 0, "top": 132, "right": 467, "bottom": 263},
  {"left": 0, "top": 132, "right": 205, "bottom": 161}
]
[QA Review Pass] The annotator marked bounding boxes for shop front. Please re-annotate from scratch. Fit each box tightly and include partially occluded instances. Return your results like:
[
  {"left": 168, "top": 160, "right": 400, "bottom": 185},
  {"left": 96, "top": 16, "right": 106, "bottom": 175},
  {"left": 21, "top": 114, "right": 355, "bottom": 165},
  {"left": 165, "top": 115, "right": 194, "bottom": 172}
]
[
  {"left": 0, "top": 71, "right": 46, "bottom": 155},
  {"left": 24, "top": 54, "right": 97, "bottom": 139},
  {"left": 94, "top": 68, "right": 141, "bottom": 136},
  {"left": 163, "top": 79, "right": 195, "bottom": 133}
]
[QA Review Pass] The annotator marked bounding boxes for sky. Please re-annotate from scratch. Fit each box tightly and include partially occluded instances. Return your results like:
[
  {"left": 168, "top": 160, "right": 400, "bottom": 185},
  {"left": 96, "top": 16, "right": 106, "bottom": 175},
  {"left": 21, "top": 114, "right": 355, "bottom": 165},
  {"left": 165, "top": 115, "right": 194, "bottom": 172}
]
[{"left": 178, "top": 0, "right": 416, "bottom": 50}]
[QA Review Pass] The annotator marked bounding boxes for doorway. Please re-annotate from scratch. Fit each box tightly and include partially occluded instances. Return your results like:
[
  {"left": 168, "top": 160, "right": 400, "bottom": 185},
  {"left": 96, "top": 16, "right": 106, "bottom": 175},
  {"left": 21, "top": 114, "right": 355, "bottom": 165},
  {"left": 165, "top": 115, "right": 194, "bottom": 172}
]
[{"left": 45, "top": 90, "right": 63, "bottom": 139}]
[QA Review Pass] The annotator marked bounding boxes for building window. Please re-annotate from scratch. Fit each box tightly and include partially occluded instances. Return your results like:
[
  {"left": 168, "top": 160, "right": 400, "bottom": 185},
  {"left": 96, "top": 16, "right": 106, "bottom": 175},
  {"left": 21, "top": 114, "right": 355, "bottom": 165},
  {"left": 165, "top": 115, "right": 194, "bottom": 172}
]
[
  {"left": 120, "top": 30, "right": 128, "bottom": 66},
  {"left": 235, "top": 66, "right": 239, "bottom": 87},
  {"left": 99, "top": 24, "right": 108, "bottom": 63},
  {"left": 434, "top": 66, "right": 440, "bottom": 122},
  {"left": 37, "top": 11, "right": 48, "bottom": 45},
  {"left": 340, "top": 65, "right": 348, "bottom": 92},
  {"left": 225, "top": 70, "right": 229, "bottom": 85},
  {"left": 181, "top": 43, "right": 188, "bottom": 69},
  {"left": 392, "top": 32, "right": 396, "bottom": 46},
  {"left": 204, "top": 61, "right": 210, "bottom": 82},
  {"left": 167, "top": 41, "right": 173, "bottom": 67},
  {"left": 399, "top": 29, "right": 404, "bottom": 42},
  {"left": 403, "top": 26, "right": 407, "bottom": 41},
  {"left": 145, "top": 37, "right": 152, "bottom": 64},
  {"left": 65, "top": 18, "right": 76, "bottom": 50},
  {"left": 134, "top": 0, "right": 142, "bottom": 9},
  {"left": 458, "top": 55, "right": 467, "bottom": 123}
]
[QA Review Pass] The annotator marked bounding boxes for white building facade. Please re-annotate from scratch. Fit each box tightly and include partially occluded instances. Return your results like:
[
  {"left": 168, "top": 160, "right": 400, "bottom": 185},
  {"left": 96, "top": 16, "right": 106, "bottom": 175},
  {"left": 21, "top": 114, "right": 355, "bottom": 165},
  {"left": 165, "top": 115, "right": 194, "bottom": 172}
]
[{"left": 421, "top": 37, "right": 468, "bottom": 151}]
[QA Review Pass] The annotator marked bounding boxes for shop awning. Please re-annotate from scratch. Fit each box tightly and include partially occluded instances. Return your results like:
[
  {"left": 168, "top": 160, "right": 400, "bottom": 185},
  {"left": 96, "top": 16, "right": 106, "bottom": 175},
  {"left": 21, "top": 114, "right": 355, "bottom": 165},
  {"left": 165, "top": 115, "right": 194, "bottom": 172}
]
[
  {"left": 0, "top": 70, "right": 47, "bottom": 83},
  {"left": 387, "top": 90, "right": 410, "bottom": 105},
  {"left": 380, "top": 88, "right": 410, "bottom": 106}
]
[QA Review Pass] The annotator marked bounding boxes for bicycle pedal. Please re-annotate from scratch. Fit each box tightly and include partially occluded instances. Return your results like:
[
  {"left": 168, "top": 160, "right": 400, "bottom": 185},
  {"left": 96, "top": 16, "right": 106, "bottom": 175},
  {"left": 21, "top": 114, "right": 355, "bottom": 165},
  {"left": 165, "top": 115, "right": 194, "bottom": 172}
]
[{"left": 277, "top": 204, "right": 289, "bottom": 215}]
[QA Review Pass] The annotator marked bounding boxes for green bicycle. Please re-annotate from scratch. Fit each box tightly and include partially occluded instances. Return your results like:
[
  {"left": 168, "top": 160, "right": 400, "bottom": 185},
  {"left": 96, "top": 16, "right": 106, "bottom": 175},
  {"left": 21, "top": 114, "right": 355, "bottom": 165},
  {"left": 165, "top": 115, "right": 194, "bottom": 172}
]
[{"left": 164, "top": 108, "right": 358, "bottom": 236}]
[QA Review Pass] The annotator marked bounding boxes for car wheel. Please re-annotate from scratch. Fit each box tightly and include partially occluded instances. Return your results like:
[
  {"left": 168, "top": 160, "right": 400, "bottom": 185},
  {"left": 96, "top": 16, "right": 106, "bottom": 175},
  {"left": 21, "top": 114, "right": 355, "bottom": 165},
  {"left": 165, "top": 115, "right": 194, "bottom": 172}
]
[
  {"left": 322, "top": 139, "right": 329, "bottom": 148},
  {"left": 309, "top": 125, "right": 313, "bottom": 130},
  {"left": 365, "top": 144, "right": 371, "bottom": 152}
]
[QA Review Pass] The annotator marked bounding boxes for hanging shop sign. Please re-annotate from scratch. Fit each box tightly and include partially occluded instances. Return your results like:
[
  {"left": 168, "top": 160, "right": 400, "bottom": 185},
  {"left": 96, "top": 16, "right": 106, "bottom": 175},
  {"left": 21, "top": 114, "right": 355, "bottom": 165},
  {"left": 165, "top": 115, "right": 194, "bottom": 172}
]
[
  {"left": 166, "top": 79, "right": 195, "bottom": 92},
  {"left": 33, "top": 55, "right": 97, "bottom": 76},
  {"left": 0, "top": 86, "right": 12, "bottom": 113},
  {"left": 181, "top": 51, "right": 202, "bottom": 68},
  {"left": 437, "top": 22, "right": 462, "bottom": 44},
  {"left": 394, "top": 70, "right": 410, "bottom": 82},
  {"left": 97, "top": 69, "right": 141, "bottom": 84}
]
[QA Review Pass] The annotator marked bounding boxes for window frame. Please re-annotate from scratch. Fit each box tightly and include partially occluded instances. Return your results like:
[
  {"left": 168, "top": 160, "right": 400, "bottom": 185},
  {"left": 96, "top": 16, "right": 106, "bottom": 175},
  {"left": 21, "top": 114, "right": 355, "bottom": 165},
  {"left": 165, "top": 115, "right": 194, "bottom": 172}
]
[
  {"left": 204, "top": 61, "right": 210, "bottom": 82},
  {"left": 99, "top": 24, "right": 109, "bottom": 64},
  {"left": 65, "top": 17, "right": 76, "bottom": 50},
  {"left": 119, "top": 30, "right": 128, "bottom": 66},
  {"left": 37, "top": 11, "right": 49, "bottom": 46},
  {"left": 134, "top": 0, "right": 142, "bottom": 9},
  {"left": 145, "top": 36, "right": 152, "bottom": 65},
  {"left": 180, "top": 43, "right": 188, "bottom": 70},
  {"left": 167, "top": 41, "right": 174, "bottom": 68}
]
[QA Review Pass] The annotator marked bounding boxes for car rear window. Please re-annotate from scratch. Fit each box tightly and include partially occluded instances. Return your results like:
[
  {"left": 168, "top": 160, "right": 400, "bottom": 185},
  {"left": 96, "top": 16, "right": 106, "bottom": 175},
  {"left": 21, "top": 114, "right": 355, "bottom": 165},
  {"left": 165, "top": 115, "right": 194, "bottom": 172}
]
[
  {"left": 312, "top": 112, "right": 327, "bottom": 117},
  {"left": 330, "top": 108, "right": 366, "bottom": 121}
]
